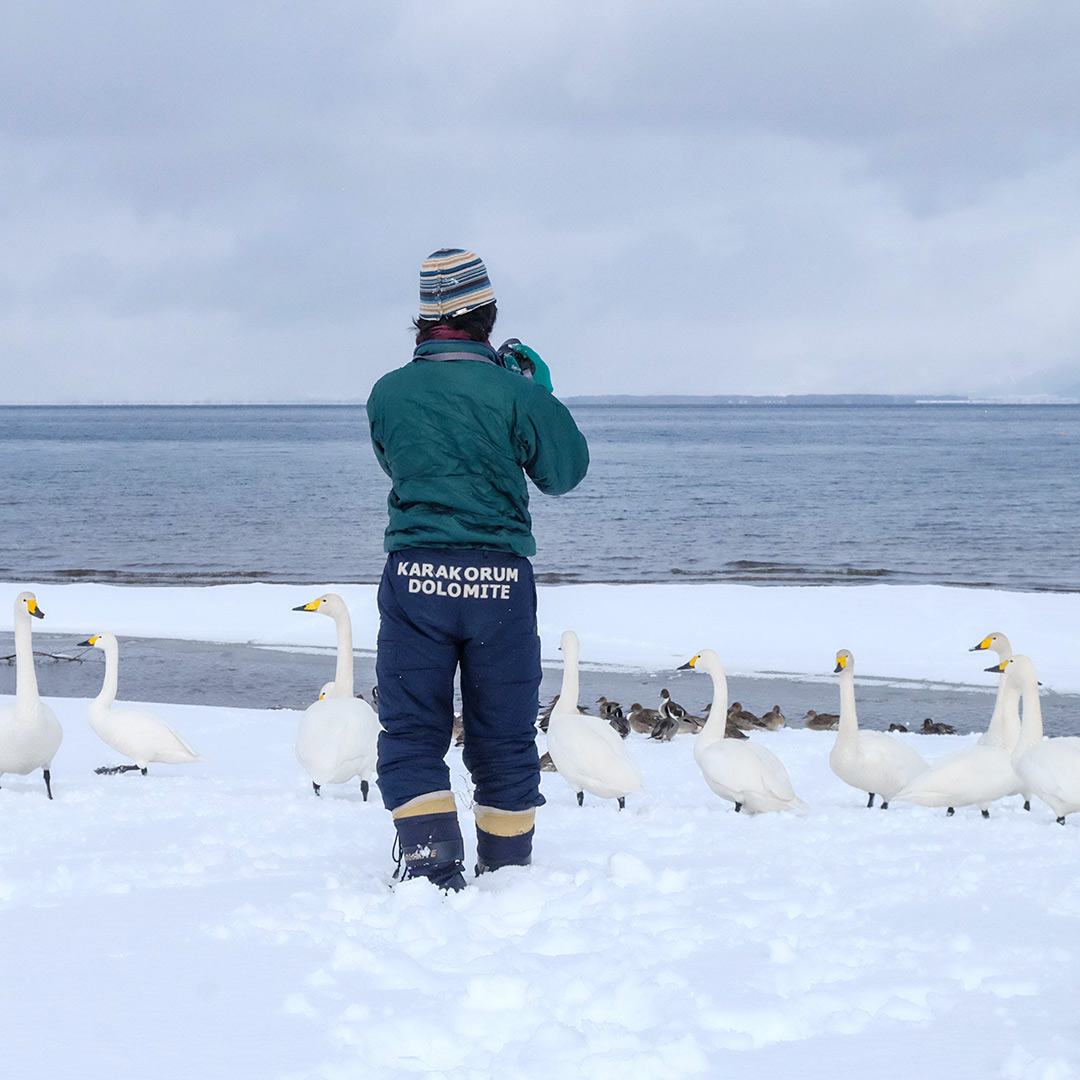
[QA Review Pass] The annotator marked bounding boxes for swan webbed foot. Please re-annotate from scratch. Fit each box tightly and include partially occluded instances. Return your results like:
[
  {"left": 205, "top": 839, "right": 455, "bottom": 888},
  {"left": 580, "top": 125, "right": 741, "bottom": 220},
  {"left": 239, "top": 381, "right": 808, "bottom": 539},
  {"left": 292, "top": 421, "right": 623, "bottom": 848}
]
[
  {"left": 1024, "top": 800, "right": 1031, "bottom": 812},
  {"left": 576, "top": 791, "right": 584, "bottom": 807},
  {"left": 866, "top": 793, "right": 875, "bottom": 808},
  {"left": 140, "top": 767, "right": 148, "bottom": 776},
  {"left": 1057, "top": 816, "right": 1066, "bottom": 826},
  {"left": 617, "top": 796, "right": 626, "bottom": 810},
  {"left": 880, "top": 801, "right": 889, "bottom": 810},
  {"left": 981, "top": 809, "right": 990, "bottom": 819},
  {"left": 361, "top": 779, "right": 369, "bottom": 801},
  {"left": 43, "top": 768, "right": 54, "bottom": 800},
  {"left": 946, "top": 807, "right": 955, "bottom": 816},
  {"left": 312, "top": 781, "right": 321, "bottom": 796},
  {"left": 734, "top": 801, "right": 742, "bottom": 813}
]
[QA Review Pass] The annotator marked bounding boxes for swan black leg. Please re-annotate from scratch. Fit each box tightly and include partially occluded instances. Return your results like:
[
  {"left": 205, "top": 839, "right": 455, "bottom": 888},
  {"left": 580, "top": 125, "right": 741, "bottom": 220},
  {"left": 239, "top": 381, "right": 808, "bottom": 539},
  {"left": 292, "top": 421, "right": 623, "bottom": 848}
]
[
  {"left": 947, "top": 807, "right": 955, "bottom": 816},
  {"left": 94, "top": 764, "right": 142, "bottom": 775},
  {"left": 1057, "top": 816, "right": 1066, "bottom": 826},
  {"left": 981, "top": 809, "right": 990, "bottom": 819},
  {"left": 617, "top": 796, "right": 625, "bottom": 810},
  {"left": 361, "top": 779, "right": 369, "bottom": 801},
  {"left": 880, "top": 801, "right": 889, "bottom": 810},
  {"left": 312, "top": 781, "right": 321, "bottom": 796},
  {"left": 734, "top": 801, "right": 742, "bottom": 813},
  {"left": 1024, "top": 800, "right": 1031, "bottom": 811},
  {"left": 867, "top": 793, "right": 875, "bottom": 808},
  {"left": 43, "top": 769, "right": 54, "bottom": 800},
  {"left": 576, "top": 791, "right": 584, "bottom": 806}
]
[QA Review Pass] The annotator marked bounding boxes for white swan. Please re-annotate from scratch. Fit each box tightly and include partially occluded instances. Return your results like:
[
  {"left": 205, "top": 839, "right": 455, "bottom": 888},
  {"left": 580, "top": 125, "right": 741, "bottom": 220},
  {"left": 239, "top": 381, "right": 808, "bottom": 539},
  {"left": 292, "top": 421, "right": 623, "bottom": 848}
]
[
  {"left": 0, "top": 591, "right": 63, "bottom": 799},
  {"left": 970, "top": 632, "right": 1020, "bottom": 751},
  {"left": 293, "top": 594, "right": 380, "bottom": 798},
  {"left": 679, "top": 649, "right": 808, "bottom": 814},
  {"left": 545, "top": 630, "right": 644, "bottom": 808},
  {"left": 79, "top": 633, "right": 199, "bottom": 774},
  {"left": 997, "top": 655, "right": 1080, "bottom": 825},
  {"left": 830, "top": 649, "right": 927, "bottom": 809}
]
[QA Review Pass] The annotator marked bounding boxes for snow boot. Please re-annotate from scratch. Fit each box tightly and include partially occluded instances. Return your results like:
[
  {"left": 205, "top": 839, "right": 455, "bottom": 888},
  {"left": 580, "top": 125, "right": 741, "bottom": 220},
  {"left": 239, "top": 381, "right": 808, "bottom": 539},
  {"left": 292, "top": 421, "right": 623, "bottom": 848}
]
[
  {"left": 392, "top": 794, "right": 467, "bottom": 892},
  {"left": 474, "top": 806, "right": 535, "bottom": 876}
]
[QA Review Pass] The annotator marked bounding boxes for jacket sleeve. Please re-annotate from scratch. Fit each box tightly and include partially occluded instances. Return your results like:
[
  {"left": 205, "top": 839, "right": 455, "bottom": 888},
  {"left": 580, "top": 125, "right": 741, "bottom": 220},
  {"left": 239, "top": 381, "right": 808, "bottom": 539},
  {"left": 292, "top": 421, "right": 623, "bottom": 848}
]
[
  {"left": 515, "top": 384, "right": 590, "bottom": 496},
  {"left": 365, "top": 386, "right": 393, "bottom": 479}
]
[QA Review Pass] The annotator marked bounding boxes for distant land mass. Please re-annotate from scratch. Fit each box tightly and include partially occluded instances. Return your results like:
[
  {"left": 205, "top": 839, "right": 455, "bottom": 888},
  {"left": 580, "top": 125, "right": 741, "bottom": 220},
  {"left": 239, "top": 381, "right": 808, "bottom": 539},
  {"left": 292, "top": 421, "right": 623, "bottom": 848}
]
[
  {"left": 560, "top": 394, "right": 1078, "bottom": 406},
  {"left": 561, "top": 393, "right": 968, "bottom": 406}
]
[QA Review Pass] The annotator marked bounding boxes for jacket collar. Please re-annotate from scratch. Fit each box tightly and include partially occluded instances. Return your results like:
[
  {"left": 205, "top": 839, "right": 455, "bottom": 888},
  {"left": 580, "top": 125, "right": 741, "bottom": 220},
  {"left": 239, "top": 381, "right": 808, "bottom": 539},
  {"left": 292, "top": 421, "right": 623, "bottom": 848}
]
[{"left": 413, "top": 339, "right": 503, "bottom": 366}]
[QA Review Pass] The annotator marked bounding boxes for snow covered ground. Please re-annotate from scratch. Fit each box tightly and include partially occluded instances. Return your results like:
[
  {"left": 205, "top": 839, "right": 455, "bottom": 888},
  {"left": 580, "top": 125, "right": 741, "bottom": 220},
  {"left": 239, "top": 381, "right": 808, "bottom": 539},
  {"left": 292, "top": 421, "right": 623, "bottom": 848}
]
[{"left": 3, "top": 582, "right": 1080, "bottom": 1079}]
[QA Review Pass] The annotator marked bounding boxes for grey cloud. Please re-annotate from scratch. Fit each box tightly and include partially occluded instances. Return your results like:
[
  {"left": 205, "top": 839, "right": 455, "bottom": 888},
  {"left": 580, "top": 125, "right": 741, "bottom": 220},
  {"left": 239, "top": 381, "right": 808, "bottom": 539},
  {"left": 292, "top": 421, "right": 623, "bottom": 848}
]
[{"left": 3, "top": 1, "right": 1080, "bottom": 401}]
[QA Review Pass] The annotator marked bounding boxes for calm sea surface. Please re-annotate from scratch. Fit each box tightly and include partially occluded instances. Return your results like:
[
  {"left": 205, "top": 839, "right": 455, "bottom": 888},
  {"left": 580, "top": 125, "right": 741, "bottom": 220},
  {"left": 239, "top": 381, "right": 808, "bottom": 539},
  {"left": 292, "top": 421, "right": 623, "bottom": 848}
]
[{"left": 1, "top": 403, "right": 1077, "bottom": 591}]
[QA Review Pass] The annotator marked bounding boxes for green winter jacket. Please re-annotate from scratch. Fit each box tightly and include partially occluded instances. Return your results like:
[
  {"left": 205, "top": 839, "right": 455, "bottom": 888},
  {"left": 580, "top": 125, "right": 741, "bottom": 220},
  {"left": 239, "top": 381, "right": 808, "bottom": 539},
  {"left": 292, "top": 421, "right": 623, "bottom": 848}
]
[{"left": 367, "top": 341, "right": 589, "bottom": 556}]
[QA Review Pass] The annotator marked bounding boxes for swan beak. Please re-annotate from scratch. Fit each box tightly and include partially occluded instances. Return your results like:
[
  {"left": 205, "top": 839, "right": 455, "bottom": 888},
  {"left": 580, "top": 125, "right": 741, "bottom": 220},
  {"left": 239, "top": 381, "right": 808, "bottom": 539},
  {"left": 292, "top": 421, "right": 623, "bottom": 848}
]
[
  {"left": 676, "top": 656, "right": 698, "bottom": 670},
  {"left": 77, "top": 637, "right": 98, "bottom": 647},
  {"left": 28, "top": 600, "right": 44, "bottom": 619},
  {"left": 293, "top": 600, "right": 321, "bottom": 612},
  {"left": 985, "top": 661, "right": 1008, "bottom": 673},
  {"left": 834, "top": 656, "right": 847, "bottom": 673},
  {"left": 969, "top": 638, "right": 990, "bottom": 652}
]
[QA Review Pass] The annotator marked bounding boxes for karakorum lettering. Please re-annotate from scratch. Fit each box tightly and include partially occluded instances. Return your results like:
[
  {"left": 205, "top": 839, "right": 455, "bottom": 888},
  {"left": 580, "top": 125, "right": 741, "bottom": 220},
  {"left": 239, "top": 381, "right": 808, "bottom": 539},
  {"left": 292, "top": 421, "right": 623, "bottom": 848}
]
[{"left": 398, "top": 559, "right": 518, "bottom": 600}]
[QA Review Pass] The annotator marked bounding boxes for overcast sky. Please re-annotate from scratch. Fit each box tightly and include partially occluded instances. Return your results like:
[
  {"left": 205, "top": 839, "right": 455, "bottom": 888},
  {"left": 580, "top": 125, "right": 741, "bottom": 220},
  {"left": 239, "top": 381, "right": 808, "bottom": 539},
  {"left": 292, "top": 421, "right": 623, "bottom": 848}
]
[{"left": 3, "top": 1, "right": 1080, "bottom": 402}]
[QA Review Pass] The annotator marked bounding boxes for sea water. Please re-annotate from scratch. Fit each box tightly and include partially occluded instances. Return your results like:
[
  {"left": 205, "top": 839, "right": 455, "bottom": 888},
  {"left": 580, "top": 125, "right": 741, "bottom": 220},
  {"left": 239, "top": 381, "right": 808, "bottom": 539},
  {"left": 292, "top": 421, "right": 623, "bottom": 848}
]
[
  {"left": 2, "top": 403, "right": 1077, "bottom": 590},
  {"left": 2, "top": 403, "right": 1078, "bottom": 728}
]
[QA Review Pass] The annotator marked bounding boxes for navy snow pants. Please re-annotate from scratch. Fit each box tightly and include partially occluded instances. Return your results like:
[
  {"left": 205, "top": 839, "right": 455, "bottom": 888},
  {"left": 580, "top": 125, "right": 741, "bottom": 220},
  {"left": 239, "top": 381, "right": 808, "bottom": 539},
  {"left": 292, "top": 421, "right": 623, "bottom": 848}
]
[{"left": 375, "top": 547, "right": 545, "bottom": 813}]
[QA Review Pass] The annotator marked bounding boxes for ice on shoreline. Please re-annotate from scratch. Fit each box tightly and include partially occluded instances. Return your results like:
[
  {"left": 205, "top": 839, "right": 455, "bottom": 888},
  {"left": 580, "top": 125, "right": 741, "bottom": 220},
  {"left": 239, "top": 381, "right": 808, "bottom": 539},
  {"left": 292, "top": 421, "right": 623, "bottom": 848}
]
[{"left": 5, "top": 579, "right": 1079, "bottom": 693}]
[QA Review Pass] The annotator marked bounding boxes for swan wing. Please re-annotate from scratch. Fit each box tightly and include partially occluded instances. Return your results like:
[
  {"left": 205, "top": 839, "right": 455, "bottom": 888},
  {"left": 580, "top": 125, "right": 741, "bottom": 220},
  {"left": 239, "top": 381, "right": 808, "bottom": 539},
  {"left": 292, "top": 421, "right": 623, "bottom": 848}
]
[
  {"left": 0, "top": 700, "right": 63, "bottom": 773},
  {"left": 831, "top": 730, "right": 928, "bottom": 799},
  {"left": 1017, "top": 738, "right": 1080, "bottom": 814},
  {"left": 547, "top": 713, "right": 644, "bottom": 798},
  {"left": 894, "top": 745, "right": 1017, "bottom": 808},
  {"left": 92, "top": 705, "right": 199, "bottom": 766},
  {"left": 698, "top": 741, "right": 806, "bottom": 813},
  {"left": 296, "top": 698, "right": 379, "bottom": 786}
]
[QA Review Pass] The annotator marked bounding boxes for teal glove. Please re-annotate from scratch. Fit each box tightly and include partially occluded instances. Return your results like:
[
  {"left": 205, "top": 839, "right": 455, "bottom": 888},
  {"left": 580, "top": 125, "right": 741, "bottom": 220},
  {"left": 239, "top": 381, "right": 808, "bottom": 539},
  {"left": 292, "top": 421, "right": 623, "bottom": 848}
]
[{"left": 496, "top": 339, "right": 554, "bottom": 392}]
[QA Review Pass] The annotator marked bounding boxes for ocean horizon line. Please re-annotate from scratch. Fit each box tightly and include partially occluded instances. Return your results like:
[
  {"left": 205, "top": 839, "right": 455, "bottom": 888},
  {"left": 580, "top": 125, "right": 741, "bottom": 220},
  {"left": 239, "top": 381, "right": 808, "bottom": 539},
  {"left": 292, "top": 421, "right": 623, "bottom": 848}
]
[{"left": 2, "top": 394, "right": 1078, "bottom": 408}]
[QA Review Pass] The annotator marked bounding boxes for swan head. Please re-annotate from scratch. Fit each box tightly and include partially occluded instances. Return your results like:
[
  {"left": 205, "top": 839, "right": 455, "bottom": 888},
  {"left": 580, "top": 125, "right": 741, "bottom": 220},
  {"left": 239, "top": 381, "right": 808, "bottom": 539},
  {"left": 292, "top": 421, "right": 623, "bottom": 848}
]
[
  {"left": 293, "top": 593, "right": 347, "bottom": 618},
  {"left": 77, "top": 633, "right": 116, "bottom": 650},
  {"left": 558, "top": 629, "right": 579, "bottom": 656},
  {"left": 1000, "top": 655, "right": 1039, "bottom": 693},
  {"left": 970, "top": 632, "right": 1011, "bottom": 658},
  {"left": 677, "top": 649, "right": 722, "bottom": 675},
  {"left": 834, "top": 649, "right": 853, "bottom": 674},
  {"left": 15, "top": 591, "right": 44, "bottom": 620}
]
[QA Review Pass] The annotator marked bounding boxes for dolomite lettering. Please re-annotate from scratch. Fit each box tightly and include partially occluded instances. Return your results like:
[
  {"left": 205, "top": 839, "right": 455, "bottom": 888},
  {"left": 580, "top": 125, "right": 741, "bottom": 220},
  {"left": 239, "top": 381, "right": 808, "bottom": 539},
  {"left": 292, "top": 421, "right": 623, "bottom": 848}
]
[{"left": 402, "top": 559, "right": 516, "bottom": 600}]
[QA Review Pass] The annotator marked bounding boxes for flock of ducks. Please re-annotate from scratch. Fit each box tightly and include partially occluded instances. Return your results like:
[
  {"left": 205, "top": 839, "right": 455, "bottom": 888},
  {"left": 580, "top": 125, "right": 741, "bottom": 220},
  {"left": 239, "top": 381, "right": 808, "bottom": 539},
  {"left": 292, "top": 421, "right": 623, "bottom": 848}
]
[{"left": 4, "top": 590, "right": 1079, "bottom": 827}]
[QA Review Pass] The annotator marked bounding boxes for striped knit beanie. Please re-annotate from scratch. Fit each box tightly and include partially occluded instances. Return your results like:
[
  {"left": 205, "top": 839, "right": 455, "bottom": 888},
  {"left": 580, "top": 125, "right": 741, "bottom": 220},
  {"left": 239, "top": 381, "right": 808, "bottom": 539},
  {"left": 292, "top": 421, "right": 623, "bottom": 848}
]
[{"left": 418, "top": 248, "right": 496, "bottom": 320}]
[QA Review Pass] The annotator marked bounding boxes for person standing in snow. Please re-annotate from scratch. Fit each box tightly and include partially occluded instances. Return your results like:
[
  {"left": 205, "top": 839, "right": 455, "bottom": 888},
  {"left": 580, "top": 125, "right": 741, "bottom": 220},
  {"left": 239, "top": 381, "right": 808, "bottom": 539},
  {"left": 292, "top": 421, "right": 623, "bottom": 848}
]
[{"left": 367, "top": 248, "right": 589, "bottom": 891}]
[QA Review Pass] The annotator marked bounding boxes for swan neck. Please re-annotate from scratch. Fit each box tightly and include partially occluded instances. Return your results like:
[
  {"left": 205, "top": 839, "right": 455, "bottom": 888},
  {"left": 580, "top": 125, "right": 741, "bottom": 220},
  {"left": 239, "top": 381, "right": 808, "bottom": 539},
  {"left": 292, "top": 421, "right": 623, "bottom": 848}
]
[
  {"left": 989, "top": 671, "right": 1021, "bottom": 749},
  {"left": 95, "top": 638, "right": 120, "bottom": 709},
  {"left": 836, "top": 669, "right": 859, "bottom": 740},
  {"left": 696, "top": 662, "right": 728, "bottom": 751},
  {"left": 13, "top": 609, "right": 40, "bottom": 701},
  {"left": 1017, "top": 680, "right": 1043, "bottom": 747},
  {"left": 332, "top": 609, "right": 355, "bottom": 696},
  {"left": 559, "top": 646, "right": 580, "bottom": 712}
]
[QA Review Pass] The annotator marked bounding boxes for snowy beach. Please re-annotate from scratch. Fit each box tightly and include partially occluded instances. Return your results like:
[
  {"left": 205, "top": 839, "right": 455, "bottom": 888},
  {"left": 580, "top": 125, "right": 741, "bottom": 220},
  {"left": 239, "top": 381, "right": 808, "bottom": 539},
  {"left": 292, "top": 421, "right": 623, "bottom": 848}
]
[{"left": 3, "top": 581, "right": 1079, "bottom": 1079}]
